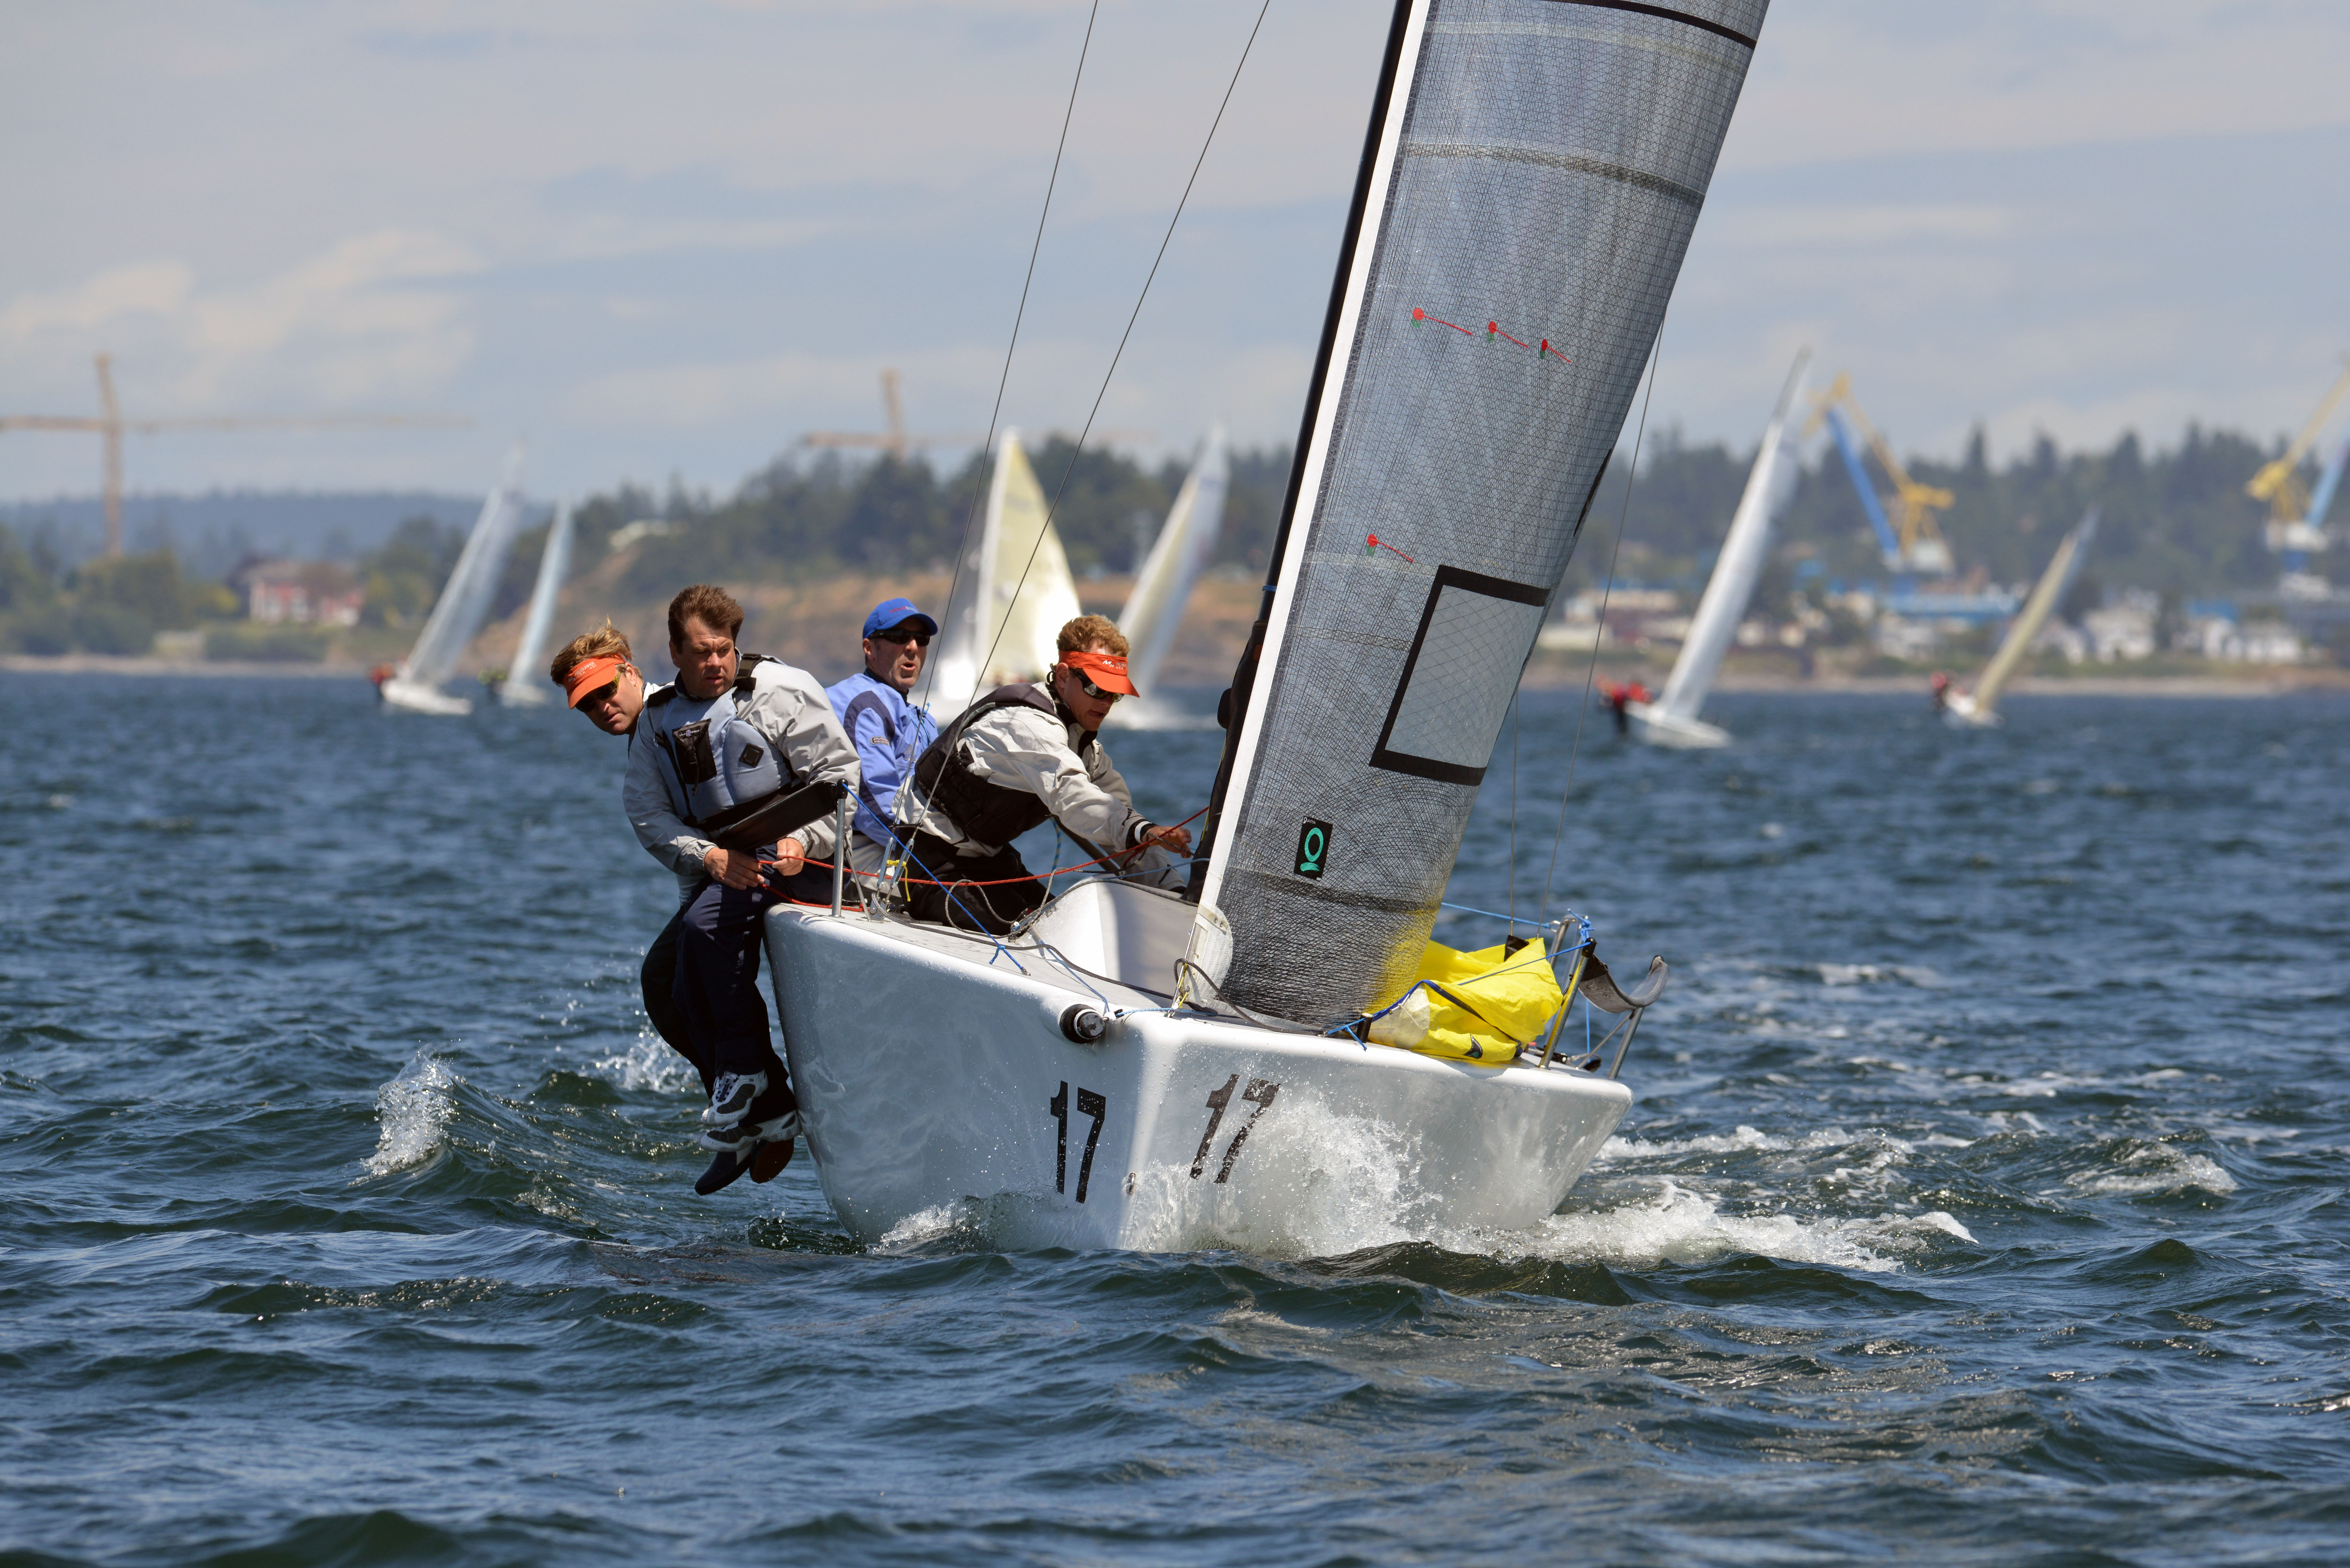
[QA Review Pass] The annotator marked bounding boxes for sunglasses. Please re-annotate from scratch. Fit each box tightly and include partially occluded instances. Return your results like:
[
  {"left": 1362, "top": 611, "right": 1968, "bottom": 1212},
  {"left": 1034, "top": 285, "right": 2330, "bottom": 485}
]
[
  {"left": 578, "top": 679, "right": 621, "bottom": 708},
  {"left": 1071, "top": 670, "right": 1123, "bottom": 703},
  {"left": 873, "top": 630, "right": 932, "bottom": 648}
]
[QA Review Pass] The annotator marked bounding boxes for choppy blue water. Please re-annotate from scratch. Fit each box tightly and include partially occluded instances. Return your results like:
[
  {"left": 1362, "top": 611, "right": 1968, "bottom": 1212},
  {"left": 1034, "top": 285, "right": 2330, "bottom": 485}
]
[{"left": 4, "top": 675, "right": 2346, "bottom": 1566}]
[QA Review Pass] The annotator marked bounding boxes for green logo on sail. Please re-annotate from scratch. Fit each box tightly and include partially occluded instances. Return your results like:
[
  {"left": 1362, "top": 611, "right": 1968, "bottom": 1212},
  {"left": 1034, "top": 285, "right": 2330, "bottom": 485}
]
[{"left": 1294, "top": 820, "right": 1331, "bottom": 878}]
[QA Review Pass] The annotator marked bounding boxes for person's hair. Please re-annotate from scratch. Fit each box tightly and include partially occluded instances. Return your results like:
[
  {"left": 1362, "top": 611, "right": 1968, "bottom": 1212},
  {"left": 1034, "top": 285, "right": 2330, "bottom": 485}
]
[
  {"left": 668, "top": 584, "right": 745, "bottom": 649},
  {"left": 549, "top": 620, "right": 631, "bottom": 687},
  {"left": 1056, "top": 614, "right": 1128, "bottom": 659}
]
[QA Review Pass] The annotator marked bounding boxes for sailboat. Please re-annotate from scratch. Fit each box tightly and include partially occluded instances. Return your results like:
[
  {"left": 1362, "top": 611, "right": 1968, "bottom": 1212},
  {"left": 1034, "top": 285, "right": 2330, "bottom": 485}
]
[
  {"left": 923, "top": 428, "right": 1084, "bottom": 712},
  {"left": 763, "top": 0, "right": 1766, "bottom": 1251},
  {"left": 379, "top": 443, "right": 528, "bottom": 716},
  {"left": 1629, "top": 350, "right": 1809, "bottom": 748},
  {"left": 1107, "top": 425, "right": 1231, "bottom": 729},
  {"left": 1945, "top": 507, "right": 2099, "bottom": 728},
  {"left": 494, "top": 501, "right": 573, "bottom": 706}
]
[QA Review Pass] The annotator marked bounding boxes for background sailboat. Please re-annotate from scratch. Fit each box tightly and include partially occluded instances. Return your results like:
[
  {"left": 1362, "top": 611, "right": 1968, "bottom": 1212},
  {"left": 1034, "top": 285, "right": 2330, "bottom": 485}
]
[
  {"left": 1108, "top": 424, "right": 1230, "bottom": 729},
  {"left": 494, "top": 501, "right": 572, "bottom": 706},
  {"left": 1947, "top": 507, "right": 2100, "bottom": 727},
  {"left": 924, "top": 429, "right": 1083, "bottom": 714},
  {"left": 1631, "top": 350, "right": 1809, "bottom": 748},
  {"left": 380, "top": 442, "right": 528, "bottom": 716}
]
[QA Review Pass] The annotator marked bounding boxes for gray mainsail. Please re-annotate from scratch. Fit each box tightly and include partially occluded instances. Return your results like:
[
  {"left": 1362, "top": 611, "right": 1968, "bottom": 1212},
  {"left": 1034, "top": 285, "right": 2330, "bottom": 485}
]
[{"left": 1193, "top": 0, "right": 1767, "bottom": 1025}]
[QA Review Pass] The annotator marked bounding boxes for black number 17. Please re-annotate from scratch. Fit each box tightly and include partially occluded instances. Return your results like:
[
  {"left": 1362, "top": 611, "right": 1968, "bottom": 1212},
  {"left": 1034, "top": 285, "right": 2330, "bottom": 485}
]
[{"left": 1050, "top": 1082, "right": 1107, "bottom": 1202}]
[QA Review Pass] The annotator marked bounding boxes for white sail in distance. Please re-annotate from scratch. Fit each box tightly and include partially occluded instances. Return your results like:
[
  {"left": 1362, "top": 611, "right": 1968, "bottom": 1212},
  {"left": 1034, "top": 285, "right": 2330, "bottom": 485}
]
[
  {"left": 1192, "top": 0, "right": 1768, "bottom": 1026},
  {"left": 383, "top": 441, "right": 527, "bottom": 715},
  {"left": 925, "top": 429, "right": 1083, "bottom": 712},
  {"left": 1632, "top": 349, "right": 1809, "bottom": 749},
  {"left": 496, "top": 500, "right": 573, "bottom": 706},
  {"left": 1949, "top": 507, "right": 2100, "bottom": 728},
  {"left": 1109, "top": 426, "right": 1230, "bottom": 727}
]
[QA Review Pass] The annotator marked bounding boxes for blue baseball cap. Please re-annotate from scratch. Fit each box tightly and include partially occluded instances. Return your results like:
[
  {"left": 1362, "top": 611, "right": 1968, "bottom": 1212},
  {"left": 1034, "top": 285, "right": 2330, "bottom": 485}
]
[{"left": 861, "top": 597, "right": 938, "bottom": 640}]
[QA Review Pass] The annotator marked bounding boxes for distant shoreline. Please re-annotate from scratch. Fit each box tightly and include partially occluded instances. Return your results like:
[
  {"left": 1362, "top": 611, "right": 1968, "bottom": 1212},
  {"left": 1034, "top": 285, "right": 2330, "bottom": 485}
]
[{"left": 9, "top": 652, "right": 2344, "bottom": 700}]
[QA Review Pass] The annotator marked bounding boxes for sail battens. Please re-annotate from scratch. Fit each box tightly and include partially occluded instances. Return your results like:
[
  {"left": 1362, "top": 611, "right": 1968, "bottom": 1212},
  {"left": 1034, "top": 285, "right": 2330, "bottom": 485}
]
[
  {"left": 1543, "top": 0, "right": 1756, "bottom": 50},
  {"left": 1431, "top": 20, "right": 1747, "bottom": 77},
  {"left": 1398, "top": 141, "right": 1707, "bottom": 207}
]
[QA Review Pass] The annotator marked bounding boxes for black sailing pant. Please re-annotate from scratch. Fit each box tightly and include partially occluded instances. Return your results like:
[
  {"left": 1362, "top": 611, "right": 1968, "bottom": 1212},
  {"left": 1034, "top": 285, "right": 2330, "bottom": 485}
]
[
  {"left": 643, "top": 862, "right": 833, "bottom": 1107},
  {"left": 903, "top": 831, "right": 1047, "bottom": 936}
]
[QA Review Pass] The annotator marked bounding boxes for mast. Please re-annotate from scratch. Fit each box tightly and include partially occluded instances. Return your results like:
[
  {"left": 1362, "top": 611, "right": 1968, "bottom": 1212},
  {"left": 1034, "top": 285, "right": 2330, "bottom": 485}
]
[
  {"left": 1193, "top": 0, "right": 1770, "bottom": 1026},
  {"left": 1651, "top": 349, "right": 1809, "bottom": 726}
]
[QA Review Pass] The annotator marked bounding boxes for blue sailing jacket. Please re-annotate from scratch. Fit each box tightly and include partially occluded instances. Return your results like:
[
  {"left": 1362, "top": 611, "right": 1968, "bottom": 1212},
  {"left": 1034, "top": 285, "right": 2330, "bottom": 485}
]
[{"left": 825, "top": 669, "right": 938, "bottom": 849}]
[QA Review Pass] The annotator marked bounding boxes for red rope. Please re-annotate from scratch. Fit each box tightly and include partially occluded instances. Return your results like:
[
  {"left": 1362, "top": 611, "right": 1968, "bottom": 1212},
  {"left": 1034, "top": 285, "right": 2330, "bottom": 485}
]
[{"left": 767, "top": 805, "right": 1209, "bottom": 889}]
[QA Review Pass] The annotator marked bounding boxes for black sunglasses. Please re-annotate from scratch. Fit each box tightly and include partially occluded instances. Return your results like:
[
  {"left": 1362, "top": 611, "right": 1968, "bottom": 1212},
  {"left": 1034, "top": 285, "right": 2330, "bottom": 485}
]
[
  {"left": 873, "top": 629, "right": 932, "bottom": 648},
  {"left": 1071, "top": 670, "right": 1123, "bottom": 703},
  {"left": 578, "top": 679, "right": 621, "bottom": 708}
]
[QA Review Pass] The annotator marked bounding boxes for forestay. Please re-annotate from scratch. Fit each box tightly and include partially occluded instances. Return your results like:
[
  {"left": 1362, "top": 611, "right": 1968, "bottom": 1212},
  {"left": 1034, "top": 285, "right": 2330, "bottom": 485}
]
[{"left": 1194, "top": 0, "right": 1768, "bottom": 1026}]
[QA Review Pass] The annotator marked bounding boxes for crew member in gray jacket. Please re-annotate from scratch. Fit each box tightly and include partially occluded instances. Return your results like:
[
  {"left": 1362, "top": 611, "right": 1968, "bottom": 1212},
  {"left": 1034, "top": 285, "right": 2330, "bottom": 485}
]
[
  {"left": 900, "top": 614, "right": 1189, "bottom": 933},
  {"left": 625, "top": 584, "right": 860, "bottom": 1194}
]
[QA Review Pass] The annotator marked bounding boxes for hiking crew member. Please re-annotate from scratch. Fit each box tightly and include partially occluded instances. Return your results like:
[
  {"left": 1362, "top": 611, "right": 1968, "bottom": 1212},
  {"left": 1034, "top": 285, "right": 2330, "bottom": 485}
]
[
  {"left": 900, "top": 614, "right": 1191, "bottom": 934},
  {"left": 623, "top": 585, "right": 860, "bottom": 1195},
  {"left": 550, "top": 621, "right": 717, "bottom": 1101},
  {"left": 825, "top": 597, "right": 939, "bottom": 885}
]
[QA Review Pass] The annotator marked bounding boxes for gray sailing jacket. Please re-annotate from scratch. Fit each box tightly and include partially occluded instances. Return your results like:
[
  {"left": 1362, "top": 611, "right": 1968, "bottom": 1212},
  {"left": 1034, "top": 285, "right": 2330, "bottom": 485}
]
[{"left": 624, "top": 658, "right": 861, "bottom": 901}]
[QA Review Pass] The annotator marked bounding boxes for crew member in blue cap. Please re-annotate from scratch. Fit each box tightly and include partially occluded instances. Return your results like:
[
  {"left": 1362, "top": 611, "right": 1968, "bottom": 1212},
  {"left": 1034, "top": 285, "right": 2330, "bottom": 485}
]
[{"left": 825, "top": 597, "right": 940, "bottom": 886}]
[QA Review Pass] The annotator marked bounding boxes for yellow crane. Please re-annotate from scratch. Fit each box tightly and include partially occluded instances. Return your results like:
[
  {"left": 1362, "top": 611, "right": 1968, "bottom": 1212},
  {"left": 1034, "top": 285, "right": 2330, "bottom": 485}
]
[
  {"left": 1803, "top": 372, "right": 1955, "bottom": 577},
  {"left": 2246, "top": 358, "right": 2350, "bottom": 557},
  {"left": 0, "top": 354, "right": 467, "bottom": 557}
]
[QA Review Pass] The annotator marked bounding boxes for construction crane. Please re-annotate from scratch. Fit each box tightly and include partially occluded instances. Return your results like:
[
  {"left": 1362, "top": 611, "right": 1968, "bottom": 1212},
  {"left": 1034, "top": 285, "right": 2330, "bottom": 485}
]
[
  {"left": 1804, "top": 372, "right": 1956, "bottom": 579},
  {"left": 0, "top": 354, "right": 467, "bottom": 557},
  {"left": 2246, "top": 358, "right": 2350, "bottom": 584},
  {"left": 801, "top": 368, "right": 1149, "bottom": 458}
]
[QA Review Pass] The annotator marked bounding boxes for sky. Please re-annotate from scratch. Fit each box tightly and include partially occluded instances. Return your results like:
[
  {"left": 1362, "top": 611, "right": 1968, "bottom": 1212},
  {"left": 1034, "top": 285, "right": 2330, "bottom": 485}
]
[{"left": 4, "top": 0, "right": 2348, "bottom": 507}]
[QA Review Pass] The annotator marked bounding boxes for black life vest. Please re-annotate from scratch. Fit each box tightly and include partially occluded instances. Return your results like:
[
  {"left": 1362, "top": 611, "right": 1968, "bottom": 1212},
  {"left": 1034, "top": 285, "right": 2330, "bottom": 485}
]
[{"left": 909, "top": 683, "right": 1096, "bottom": 848}]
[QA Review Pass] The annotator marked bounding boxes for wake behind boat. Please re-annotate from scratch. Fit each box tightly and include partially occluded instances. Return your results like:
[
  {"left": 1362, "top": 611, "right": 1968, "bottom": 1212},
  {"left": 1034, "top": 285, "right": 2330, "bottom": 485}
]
[{"left": 765, "top": 0, "right": 1766, "bottom": 1252}]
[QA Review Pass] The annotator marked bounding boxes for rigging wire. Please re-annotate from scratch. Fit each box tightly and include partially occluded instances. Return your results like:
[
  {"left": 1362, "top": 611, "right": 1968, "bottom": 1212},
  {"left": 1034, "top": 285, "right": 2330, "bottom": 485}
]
[
  {"left": 913, "top": 0, "right": 1102, "bottom": 714},
  {"left": 1536, "top": 318, "right": 1666, "bottom": 928},
  {"left": 963, "top": 0, "right": 1276, "bottom": 707}
]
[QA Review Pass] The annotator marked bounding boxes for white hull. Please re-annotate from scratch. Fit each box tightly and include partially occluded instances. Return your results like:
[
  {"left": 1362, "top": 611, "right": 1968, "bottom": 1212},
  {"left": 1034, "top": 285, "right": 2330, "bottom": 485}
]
[
  {"left": 763, "top": 880, "right": 1631, "bottom": 1254},
  {"left": 1941, "top": 693, "right": 1999, "bottom": 729},
  {"left": 379, "top": 677, "right": 473, "bottom": 716},
  {"left": 1627, "top": 702, "right": 1728, "bottom": 749}
]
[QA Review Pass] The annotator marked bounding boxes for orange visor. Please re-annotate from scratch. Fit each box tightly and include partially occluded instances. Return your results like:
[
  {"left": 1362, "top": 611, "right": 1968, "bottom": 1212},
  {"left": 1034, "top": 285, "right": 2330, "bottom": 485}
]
[
  {"left": 563, "top": 654, "right": 629, "bottom": 708},
  {"left": 1059, "top": 648, "right": 1139, "bottom": 697}
]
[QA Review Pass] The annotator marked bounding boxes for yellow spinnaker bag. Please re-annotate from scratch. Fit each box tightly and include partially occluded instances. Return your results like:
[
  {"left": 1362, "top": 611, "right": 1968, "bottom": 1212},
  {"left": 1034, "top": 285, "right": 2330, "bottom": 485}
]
[{"left": 1366, "top": 940, "right": 1566, "bottom": 1065}]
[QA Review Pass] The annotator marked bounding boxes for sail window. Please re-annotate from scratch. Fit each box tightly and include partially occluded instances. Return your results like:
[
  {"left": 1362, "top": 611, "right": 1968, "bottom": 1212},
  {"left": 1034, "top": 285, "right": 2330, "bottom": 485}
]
[{"left": 1368, "top": 565, "right": 1549, "bottom": 787}]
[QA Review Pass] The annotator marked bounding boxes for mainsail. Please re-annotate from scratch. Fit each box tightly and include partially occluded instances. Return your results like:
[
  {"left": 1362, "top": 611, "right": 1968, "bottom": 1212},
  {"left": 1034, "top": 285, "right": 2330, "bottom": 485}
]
[
  {"left": 927, "top": 429, "right": 1083, "bottom": 708},
  {"left": 495, "top": 500, "right": 573, "bottom": 706},
  {"left": 1636, "top": 348, "right": 1809, "bottom": 746},
  {"left": 1115, "top": 425, "right": 1231, "bottom": 707},
  {"left": 1956, "top": 506, "right": 2100, "bottom": 726},
  {"left": 398, "top": 442, "right": 528, "bottom": 692},
  {"left": 1193, "top": 0, "right": 1768, "bottom": 1025}
]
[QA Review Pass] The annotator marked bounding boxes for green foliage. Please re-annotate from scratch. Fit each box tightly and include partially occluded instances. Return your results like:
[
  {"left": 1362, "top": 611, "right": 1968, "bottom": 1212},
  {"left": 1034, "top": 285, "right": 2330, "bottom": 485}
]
[
  {"left": 70, "top": 606, "right": 155, "bottom": 655},
  {"left": 72, "top": 548, "right": 225, "bottom": 630},
  {"left": 359, "top": 515, "right": 465, "bottom": 628},
  {"left": 590, "top": 443, "right": 1296, "bottom": 591},
  {"left": 205, "top": 622, "right": 331, "bottom": 663},
  {"left": 0, "top": 524, "right": 59, "bottom": 614},
  {"left": 1597, "top": 422, "right": 2304, "bottom": 596},
  {"left": 5, "top": 607, "right": 73, "bottom": 655}
]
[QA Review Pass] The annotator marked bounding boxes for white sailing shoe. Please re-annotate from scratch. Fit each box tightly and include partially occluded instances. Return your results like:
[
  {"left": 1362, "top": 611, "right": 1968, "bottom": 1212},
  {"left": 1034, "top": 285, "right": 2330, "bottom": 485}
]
[{"left": 701, "top": 1071, "right": 767, "bottom": 1130}]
